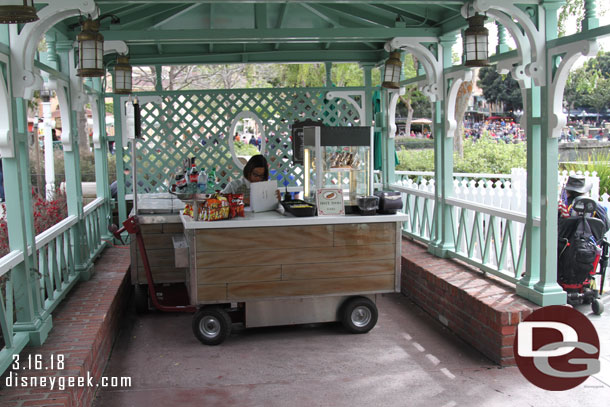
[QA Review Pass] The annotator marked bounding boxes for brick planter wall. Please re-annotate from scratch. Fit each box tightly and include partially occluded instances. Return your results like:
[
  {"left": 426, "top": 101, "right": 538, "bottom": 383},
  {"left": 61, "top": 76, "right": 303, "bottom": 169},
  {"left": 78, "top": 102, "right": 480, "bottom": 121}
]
[
  {"left": 400, "top": 239, "right": 538, "bottom": 366},
  {"left": 0, "top": 247, "right": 131, "bottom": 407}
]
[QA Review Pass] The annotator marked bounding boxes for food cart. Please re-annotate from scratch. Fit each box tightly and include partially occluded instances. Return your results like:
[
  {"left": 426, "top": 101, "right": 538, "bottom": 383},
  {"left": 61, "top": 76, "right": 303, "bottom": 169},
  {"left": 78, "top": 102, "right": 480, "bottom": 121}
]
[{"left": 125, "top": 124, "right": 407, "bottom": 345}]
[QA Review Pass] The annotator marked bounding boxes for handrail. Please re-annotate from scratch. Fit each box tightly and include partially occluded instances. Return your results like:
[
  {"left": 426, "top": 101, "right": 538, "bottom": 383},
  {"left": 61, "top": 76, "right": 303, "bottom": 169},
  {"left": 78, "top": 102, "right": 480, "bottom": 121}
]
[
  {"left": 0, "top": 250, "right": 25, "bottom": 279},
  {"left": 445, "top": 196, "right": 540, "bottom": 226},
  {"left": 390, "top": 184, "right": 435, "bottom": 199},
  {"left": 394, "top": 170, "right": 513, "bottom": 179},
  {"left": 83, "top": 197, "right": 105, "bottom": 217},
  {"left": 35, "top": 215, "right": 79, "bottom": 250}
]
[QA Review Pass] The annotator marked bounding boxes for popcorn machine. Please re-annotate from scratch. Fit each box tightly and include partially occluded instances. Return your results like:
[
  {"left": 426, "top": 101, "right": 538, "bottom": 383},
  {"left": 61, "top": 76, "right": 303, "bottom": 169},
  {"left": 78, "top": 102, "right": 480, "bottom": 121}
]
[{"left": 302, "top": 126, "right": 374, "bottom": 213}]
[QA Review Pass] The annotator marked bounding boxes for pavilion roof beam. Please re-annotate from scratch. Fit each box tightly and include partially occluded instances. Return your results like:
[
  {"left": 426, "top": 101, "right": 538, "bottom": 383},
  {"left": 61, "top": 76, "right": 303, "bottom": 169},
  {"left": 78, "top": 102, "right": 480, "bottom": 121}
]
[
  {"left": 104, "top": 4, "right": 150, "bottom": 25},
  {"left": 300, "top": 3, "right": 387, "bottom": 28},
  {"left": 95, "top": 0, "right": 465, "bottom": 4},
  {"left": 128, "top": 49, "right": 385, "bottom": 65},
  {"left": 276, "top": 3, "right": 289, "bottom": 28},
  {"left": 370, "top": 4, "right": 435, "bottom": 25},
  {"left": 118, "top": 4, "right": 194, "bottom": 30},
  {"left": 299, "top": 4, "right": 339, "bottom": 27},
  {"left": 255, "top": 4, "right": 267, "bottom": 29},
  {"left": 101, "top": 27, "right": 441, "bottom": 42},
  {"left": 150, "top": 4, "right": 203, "bottom": 29},
  {"left": 319, "top": 4, "right": 398, "bottom": 27}
]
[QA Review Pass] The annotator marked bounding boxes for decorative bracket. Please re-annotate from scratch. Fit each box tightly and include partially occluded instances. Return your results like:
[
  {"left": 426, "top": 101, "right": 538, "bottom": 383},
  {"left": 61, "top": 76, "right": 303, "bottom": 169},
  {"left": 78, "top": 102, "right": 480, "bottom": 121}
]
[
  {"left": 9, "top": 0, "right": 97, "bottom": 99},
  {"left": 387, "top": 88, "right": 406, "bottom": 139},
  {"left": 467, "top": 0, "right": 546, "bottom": 86},
  {"left": 120, "top": 95, "right": 163, "bottom": 148},
  {"left": 325, "top": 90, "right": 366, "bottom": 121},
  {"left": 444, "top": 69, "right": 474, "bottom": 139},
  {"left": 387, "top": 37, "right": 443, "bottom": 102},
  {"left": 0, "top": 54, "right": 15, "bottom": 158},
  {"left": 547, "top": 40, "right": 598, "bottom": 139},
  {"left": 47, "top": 78, "right": 73, "bottom": 152},
  {"left": 89, "top": 95, "right": 102, "bottom": 149}
]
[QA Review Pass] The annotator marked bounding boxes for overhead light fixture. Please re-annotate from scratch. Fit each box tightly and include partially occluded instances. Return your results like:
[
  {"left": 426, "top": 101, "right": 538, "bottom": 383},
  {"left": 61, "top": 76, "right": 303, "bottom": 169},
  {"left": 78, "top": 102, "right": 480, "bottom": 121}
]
[
  {"left": 464, "top": 12, "right": 489, "bottom": 67},
  {"left": 382, "top": 51, "right": 402, "bottom": 89},
  {"left": 77, "top": 17, "right": 105, "bottom": 77},
  {"left": 0, "top": 1, "right": 39, "bottom": 24},
  {"left": 113, "top": 55, "right": 132, "bottom": 94}
]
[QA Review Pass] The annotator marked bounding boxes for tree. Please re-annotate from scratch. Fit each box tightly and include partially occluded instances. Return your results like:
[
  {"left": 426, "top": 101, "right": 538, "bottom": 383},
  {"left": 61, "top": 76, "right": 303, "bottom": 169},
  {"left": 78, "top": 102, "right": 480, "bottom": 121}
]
[
  {"left": 584, "top": 76, "right": 610, "bottom": 120},
  {"left": 564, "top": 65, "right": 596, "bottom": 116},
  {"left": 477, "top": 67, "right": 522, "bottom": 113}
]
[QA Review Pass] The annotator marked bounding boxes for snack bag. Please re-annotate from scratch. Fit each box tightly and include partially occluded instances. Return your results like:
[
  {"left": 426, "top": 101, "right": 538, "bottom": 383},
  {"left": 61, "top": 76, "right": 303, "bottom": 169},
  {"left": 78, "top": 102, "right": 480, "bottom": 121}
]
[
  {"left": 226, "top": 193, "right": 245, "bottom": 218},
  {"left": 203, "top": 194, "right": 230, "bottom": 221},
  {"left": 183, "top": 203, "right": 193, "bottom": 217}
]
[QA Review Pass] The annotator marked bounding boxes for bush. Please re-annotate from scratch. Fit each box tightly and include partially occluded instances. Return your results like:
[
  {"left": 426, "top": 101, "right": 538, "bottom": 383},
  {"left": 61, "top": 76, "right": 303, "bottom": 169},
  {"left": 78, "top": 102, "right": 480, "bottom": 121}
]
[
  {"left": 562, "top": 151, "right": 610, "bottom": 196},
  {"left": 395, "top": 138, "right": 434, "bottom": 150},
  {"left": 396, "top": 134, "right": 527, "bottom": 174},
  {"left": 0, "top": 189, "right": 68, "bottom": 257}
]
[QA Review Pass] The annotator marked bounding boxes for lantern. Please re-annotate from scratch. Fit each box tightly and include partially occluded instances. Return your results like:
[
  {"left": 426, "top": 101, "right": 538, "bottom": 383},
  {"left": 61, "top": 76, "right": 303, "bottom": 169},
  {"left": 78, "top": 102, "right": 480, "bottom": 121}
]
[
  {"left": 77, "top": 17, "right": 104, "bottom": 77},
  {"left": 0, "top": 1, "right": 39, "bottom": 24},
  {"left": 464, "top": 13, "right": 489, "bottom": 67},
  {"left": 113, "top": 55, "right": 132, "bottom": 94},
  {"left": 382, "top": 51, "right": 402, "bottom": 89}
]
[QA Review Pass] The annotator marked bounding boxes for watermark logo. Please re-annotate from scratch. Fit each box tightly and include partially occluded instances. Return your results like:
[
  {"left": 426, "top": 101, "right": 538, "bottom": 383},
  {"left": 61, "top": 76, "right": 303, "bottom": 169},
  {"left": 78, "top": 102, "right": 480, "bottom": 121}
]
[{"left": 513, "top": 305, "right": 600, "bottom": 391}]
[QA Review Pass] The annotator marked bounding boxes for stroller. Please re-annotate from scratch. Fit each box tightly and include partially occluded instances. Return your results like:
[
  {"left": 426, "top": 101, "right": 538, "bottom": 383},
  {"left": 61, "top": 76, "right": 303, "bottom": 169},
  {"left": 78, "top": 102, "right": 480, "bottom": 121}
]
[{"left": 558, "top": 196, "right": 609, "bottom": 315}]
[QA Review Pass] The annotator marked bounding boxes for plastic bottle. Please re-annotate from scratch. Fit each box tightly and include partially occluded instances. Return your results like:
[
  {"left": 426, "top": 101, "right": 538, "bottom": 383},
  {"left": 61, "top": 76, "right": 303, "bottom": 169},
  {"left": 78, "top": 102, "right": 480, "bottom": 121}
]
[
  {"left": 207, "top": 169, "right": 216, "bottom": 193},
  {"left": 175, "top": 168, "right": 187, "bottom": 192},
  {"left": 188, "top": 163, "right": 199, "bottom": 184},
  {"left": 197, "top": 168, "right": 208, "bottom": 193}
]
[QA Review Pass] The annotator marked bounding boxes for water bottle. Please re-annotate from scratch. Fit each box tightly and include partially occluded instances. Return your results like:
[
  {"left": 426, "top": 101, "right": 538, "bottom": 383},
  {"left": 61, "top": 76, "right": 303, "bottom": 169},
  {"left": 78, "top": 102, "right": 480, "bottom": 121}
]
[{"left": 197, "top": 168, "right": 208, "bottom": 193}]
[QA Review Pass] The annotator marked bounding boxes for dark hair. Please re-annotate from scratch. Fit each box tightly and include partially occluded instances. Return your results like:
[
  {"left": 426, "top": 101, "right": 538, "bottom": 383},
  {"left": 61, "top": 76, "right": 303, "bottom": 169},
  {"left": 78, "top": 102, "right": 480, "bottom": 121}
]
[{"left": 243, "top": 155, "right": 269, "bottom": 180}]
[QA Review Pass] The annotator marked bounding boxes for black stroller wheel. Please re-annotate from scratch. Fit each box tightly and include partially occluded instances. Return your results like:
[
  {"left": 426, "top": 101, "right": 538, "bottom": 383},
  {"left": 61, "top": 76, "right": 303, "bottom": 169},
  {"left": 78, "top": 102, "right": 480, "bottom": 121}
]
[{"left": 592, "top": 299, "right": 604, "bottom": 315}]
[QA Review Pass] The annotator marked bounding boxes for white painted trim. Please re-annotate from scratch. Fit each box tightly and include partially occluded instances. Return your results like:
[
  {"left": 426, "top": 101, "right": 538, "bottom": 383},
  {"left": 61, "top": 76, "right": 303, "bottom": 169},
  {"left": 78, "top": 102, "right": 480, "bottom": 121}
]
[
  {"left": 325, "top": 90, "right": 366, "bottom": 120},
  {"left": 48, "top": 78, "right": 72, "bottom": 152},
  {"left": 389, "top": 37, "right": 443, "bottom": 101},
  {"left": 89, "top": 95, "right": 102, "bottom": 148},
  {"left": 9, "top": 0, "right": 97, "bottom": 99},
  {"left": 387, "top": 88, "right": 405, "bottom": 139},
  {"left": 0, "top": 250, "right": 25, "bottom": 279},
  {"left": 547, "top": 40, "right": 598, "bottom": 139},
  {"left": 34, "top": 215, "right": 79, "bottom": 250},
  {"left": 228, "top": 110, "right": 266, "bottom": 169},
  {"left": 444, "top": 70, "right": 473, "bottom": 139},
  {"left": 0, "top": 54, "right": 14, "bottom": 157}
]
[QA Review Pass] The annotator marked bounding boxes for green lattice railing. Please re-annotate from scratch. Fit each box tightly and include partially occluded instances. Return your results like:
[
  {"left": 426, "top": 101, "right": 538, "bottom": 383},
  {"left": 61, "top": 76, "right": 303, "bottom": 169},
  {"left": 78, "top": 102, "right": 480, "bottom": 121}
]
[{"left": 123, "top": 87, "right": 364, "bottom": 194}]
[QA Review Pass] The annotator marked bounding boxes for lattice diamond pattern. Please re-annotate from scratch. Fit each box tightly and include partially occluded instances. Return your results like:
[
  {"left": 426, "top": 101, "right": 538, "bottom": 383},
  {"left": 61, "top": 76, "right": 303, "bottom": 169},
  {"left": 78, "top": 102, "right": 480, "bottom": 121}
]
[{"left": 123, "top": 88, "right": 362, "bottom": 193}]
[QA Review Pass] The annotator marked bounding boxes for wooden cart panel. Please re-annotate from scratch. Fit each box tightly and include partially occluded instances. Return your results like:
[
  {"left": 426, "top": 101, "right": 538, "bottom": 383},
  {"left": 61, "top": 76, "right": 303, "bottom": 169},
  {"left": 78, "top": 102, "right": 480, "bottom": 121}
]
[{"left": 192, "top": 222, "right": 398, "bottom": 303}]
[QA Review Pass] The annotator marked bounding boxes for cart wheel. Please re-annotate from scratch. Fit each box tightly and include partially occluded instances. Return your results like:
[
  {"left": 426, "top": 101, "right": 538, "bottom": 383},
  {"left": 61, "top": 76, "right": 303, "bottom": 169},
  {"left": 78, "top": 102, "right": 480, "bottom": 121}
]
[
  {"left": 192, "top": 307, "right": 232, "bottom": 345},
  {"left": 134, "top": 284, "right": 149, "bottom": 314},
  {"left": 340, "top": 297, "right": 378, "bottom": 334},
  {"left": 592, "top": 299, "right": 604, "bottom": 315}
]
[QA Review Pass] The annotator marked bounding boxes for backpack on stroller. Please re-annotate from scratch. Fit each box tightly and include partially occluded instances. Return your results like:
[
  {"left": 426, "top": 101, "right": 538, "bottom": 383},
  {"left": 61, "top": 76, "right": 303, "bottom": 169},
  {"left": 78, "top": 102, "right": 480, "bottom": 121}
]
[{"left": 558, "top": 196, "right": 609, "bottom": 315}]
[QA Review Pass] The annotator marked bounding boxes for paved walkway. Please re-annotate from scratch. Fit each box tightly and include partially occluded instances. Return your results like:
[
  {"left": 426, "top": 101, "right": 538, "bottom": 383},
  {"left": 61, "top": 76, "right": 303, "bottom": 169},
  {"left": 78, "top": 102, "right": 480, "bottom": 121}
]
[{"left": 94, "top": 292, "right": 610, "bottom": 407}]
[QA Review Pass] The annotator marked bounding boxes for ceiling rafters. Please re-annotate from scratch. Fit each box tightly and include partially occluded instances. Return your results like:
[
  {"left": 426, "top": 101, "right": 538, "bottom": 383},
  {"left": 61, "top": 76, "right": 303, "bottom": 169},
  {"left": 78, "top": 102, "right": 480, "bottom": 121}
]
[
  {"left": 151, "top": 4, "right": 203, "bottom": 29},
  {"left": 299, "top": 3, "right": 340, "bottom": 28},
  {"left": 300, "top": 3, "right": 383, "bottom": 28},
  {"left": 100, "top": 27, "right": 441, "bottom": 43},
  {"left": 95, "top": 0, "right": 465, "bottom": 4},
  {"left": 255, "top": 4, "right": 267, "bottom": 29},
  {"left": 119, "top": 4, "right": 196, "bottom": 30},
  {"left": 319, "top": 4, "right": 396, "bottom": 27},
  {"left": 107, "top": 4, "right": 155, "bottom": 25},
  {"left": 371, "top": 4, "right": 437, "bottom": 25}
]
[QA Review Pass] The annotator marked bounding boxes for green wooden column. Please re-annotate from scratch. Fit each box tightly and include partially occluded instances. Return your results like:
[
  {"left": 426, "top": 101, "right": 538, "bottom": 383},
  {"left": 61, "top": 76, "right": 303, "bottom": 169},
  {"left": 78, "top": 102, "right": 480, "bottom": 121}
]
[
  {"left": 8, "top": 97, "right": 52, "bottom": 346},
  {"left": 429, "top": 35, "right": 456, "bottom": 256},
  {"left": 113, "top": 94, "right": 128, "bottom": 225},
  {"left": 90, "top": 81, "right": 112, "bottom": 242},
  {"left": 517, "top": 3, "right": 565, "bottom": 305}
]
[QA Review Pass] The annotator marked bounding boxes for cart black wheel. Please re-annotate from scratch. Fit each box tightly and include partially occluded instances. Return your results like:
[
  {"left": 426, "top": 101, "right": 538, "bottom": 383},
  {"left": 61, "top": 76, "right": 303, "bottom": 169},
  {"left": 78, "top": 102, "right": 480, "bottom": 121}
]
[
  {"left": 134, "top": 284, "right": 149, "bottom": 314},
  {"left": 192, "top": 307, "right": 232, "bottom": 345},
  {"left": 592, "top": 299, "right": 604, "bottom": 315},
  {"left": 340, "top": 297, "right": 378, "bottom": 334}
]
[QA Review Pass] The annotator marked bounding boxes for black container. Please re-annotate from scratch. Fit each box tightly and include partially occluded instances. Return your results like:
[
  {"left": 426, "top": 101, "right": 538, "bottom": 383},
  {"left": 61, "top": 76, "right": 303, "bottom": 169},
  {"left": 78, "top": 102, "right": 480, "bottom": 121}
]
[
  {"left": 374, "top": 191, "right": 403, "bottom": 214},
  {"left": 357, "top": 195, "right": 379, "bottom": 216},
  {"left": 281, "top": 200, "right": 317, "bottom": 217}
]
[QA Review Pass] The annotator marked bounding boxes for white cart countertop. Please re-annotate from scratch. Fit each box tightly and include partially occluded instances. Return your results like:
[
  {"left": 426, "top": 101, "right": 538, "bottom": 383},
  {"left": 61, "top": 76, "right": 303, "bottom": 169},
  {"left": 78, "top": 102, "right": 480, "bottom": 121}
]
[{"left": 180, "top": 210, "right": 409, "bottom": 229}]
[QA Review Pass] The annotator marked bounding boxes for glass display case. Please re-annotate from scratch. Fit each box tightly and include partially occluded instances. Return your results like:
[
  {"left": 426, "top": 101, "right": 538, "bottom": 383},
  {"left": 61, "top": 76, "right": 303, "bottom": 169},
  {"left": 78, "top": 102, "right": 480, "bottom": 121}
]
[{"left": 302, "top": 126, "right": 373, "bottom": 213}]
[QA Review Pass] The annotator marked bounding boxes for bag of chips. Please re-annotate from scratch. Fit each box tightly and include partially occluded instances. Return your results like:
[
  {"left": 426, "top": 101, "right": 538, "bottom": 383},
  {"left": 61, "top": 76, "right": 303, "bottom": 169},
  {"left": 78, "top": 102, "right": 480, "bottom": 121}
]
[{"left": 226, "top": 193, "right": 245, "bottom": 218}]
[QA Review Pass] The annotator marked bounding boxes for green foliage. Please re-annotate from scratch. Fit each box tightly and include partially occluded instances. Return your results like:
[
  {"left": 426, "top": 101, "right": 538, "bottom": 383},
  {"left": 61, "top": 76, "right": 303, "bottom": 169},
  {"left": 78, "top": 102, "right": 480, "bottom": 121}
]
[
  {"left": 396, "top": 147, "right": 434, "bottom": 171},
  {"left": 234, "top": 141, "right": 259, "bottom": 156},
  {"left": 477, "top": 67, "right": 522, "bottom": 112},
  {"left": 395, "top": 138, "right": 434, "bottom": 150},
  {"left": 562, "top": 151, "right": 610, "bottom": 196},
  {"left": 396, "top": 135, "right": 527, "bottom": 174}
]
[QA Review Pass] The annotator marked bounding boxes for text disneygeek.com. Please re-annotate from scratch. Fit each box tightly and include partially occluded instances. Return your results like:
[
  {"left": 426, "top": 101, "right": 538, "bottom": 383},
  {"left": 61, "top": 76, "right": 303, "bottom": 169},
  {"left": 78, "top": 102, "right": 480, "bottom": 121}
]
[{"left": 5, "top": 371, "right": 132, "bottom": 391}]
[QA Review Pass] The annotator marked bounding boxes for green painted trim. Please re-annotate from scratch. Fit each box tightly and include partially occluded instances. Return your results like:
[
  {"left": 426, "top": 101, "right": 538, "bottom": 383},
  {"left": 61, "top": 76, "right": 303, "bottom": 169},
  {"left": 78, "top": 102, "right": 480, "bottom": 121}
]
[
  {"left": 33, "top": 60, "right": 70, "bottom": 83},
  {"left": 516, "top": 283, "right": 566, "bottom": 306},
  {"left": 101, "top": 27, "right": 441, "bottom": 42},
  {"left": 0, "top": 43, "right": 9, "bottom": 56},
  {"left": 0, "top": 333, "right": 29, "bottom": 375},
  {"left": 13, "top": 314, "right": 52, "bottom": 347},
  {"left": 546, "top": 24, "right": 610, "bottom": 49}
]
